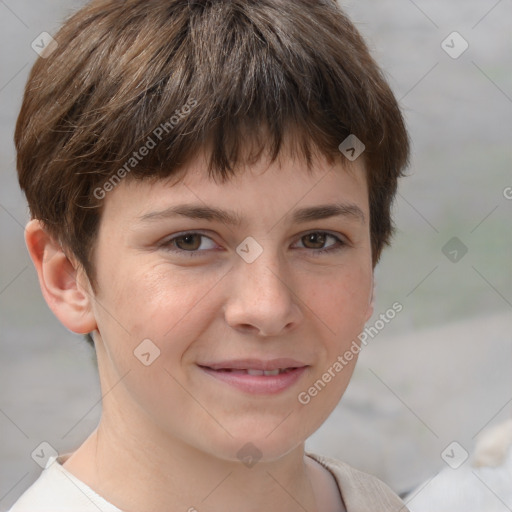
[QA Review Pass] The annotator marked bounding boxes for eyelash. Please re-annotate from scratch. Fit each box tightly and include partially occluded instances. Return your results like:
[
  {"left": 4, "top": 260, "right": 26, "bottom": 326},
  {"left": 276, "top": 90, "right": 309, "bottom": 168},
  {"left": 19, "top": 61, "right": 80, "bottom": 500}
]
[{"left": 160, "top": 231, "right": 347, "bottom": 258}]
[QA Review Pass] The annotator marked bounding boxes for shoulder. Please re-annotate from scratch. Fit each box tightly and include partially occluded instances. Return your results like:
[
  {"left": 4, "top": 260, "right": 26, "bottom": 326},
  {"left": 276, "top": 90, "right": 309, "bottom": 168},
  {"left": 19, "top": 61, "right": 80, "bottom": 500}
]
[
  {"left": 306, "top": 451, "right": 409, "bottom": 512},
  {"left": 8, "top": 456, "right": 121, "bottom": 512}
]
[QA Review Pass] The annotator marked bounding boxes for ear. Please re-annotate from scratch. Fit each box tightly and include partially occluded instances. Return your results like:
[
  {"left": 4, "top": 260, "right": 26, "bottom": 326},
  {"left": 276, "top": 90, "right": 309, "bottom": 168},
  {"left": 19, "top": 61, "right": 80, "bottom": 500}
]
[
  {"left": 365, "top": 273, "right": 375, "bottom": 323},
  {"left": 24, "top": 219, "right": 97, "bottom": 335}
]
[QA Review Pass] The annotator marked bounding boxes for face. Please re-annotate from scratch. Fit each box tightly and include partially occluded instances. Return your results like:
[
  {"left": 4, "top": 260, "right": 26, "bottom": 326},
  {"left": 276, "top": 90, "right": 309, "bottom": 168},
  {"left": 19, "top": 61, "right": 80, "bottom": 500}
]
[{"left": 84, "top": 149, "right": 373, "bottom": 462}]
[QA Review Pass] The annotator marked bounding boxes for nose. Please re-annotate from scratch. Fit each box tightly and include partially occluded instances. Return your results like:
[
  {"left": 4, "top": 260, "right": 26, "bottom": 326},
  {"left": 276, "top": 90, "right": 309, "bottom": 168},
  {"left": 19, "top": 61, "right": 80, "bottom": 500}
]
[{"left": 223, "top": 248, "right": 303, "bottom": 337}]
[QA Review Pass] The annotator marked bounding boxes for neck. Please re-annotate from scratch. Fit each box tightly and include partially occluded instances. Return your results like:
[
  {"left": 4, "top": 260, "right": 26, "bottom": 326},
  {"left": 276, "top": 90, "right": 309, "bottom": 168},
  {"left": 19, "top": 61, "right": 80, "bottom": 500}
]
[{"left": 63, "top": 408, "right": 321, "bottom": 512}]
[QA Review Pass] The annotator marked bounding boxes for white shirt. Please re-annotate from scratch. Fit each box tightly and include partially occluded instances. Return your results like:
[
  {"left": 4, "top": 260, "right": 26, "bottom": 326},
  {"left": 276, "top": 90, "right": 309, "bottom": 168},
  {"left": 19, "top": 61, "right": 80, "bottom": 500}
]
[
  {"left": 8, "top": 452, "right": 408, "bottom": 511},
  {"left": 8, "top": 455, "right": 122, "bottom": 512}
]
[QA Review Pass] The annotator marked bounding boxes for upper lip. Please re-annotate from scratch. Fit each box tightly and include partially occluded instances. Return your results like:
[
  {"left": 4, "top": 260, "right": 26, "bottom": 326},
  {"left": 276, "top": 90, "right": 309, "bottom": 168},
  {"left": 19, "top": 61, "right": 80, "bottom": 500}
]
[{"left": 198, "top": 358, "right": 309, "bottom": 371}]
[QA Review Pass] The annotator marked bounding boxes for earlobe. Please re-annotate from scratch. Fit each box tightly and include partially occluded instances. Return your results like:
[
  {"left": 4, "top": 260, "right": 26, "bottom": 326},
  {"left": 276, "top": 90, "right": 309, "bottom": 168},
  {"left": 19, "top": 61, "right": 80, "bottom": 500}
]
[{"left": 24, "top": 219, "right": 97, "bottom": 335}]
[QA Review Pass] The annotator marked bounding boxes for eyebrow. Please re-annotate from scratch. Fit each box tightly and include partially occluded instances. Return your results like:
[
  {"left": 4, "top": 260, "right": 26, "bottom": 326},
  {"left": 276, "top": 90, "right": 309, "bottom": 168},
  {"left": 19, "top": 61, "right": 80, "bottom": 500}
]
[{"left": 137, "top": 202, "right": 366, "bottom": 226}]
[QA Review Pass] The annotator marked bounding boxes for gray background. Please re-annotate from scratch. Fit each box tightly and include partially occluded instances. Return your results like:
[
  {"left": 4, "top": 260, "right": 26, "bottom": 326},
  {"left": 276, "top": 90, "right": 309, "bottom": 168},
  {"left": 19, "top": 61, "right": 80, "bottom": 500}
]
[{"left": 1, "top": 0, "right": 511, "bottom": 510}]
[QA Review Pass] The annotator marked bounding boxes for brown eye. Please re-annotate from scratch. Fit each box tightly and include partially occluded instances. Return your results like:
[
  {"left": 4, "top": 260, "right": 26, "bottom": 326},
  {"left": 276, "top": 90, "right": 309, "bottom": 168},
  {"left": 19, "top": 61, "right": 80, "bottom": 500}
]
[
  {"left": 295, "top": 231, "right": 346, "bottom": 256},
  {"left": 301, "top": 232, "right": 328, "bottom": 249},
  {"left": 175, "top": 234, "right": 202, "bottom": 251},
  {"left": 161, "top": 232, "right": 217, "bottom": 256}
]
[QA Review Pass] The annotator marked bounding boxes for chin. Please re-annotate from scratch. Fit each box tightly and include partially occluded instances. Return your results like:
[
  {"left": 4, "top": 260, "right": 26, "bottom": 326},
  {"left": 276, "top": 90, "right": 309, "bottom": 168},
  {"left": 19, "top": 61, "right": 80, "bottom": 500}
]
[
  {"left": 231, "top": 420, "right": 315, "bottom": 463},
  {"left": 190, "top": 421, "right": 308, "bottom": 466}
]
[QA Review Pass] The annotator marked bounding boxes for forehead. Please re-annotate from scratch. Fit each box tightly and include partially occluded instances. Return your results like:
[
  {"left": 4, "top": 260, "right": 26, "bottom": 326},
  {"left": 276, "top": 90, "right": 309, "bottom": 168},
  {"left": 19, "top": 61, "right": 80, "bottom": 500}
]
[{"left": 102, "top": 150, "right": 369, "bottom": 227}]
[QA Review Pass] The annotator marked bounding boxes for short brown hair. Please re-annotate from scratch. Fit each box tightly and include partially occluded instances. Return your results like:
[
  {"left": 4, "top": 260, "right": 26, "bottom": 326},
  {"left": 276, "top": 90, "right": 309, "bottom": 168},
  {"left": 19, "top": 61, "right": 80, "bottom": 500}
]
[{"left": 15, "top": 0, "right": 409, "bottom": 345}]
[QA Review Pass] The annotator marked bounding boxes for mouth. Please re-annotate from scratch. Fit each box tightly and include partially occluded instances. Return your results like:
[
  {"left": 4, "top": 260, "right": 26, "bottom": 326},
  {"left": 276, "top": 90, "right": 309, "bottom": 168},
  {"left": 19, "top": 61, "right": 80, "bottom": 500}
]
[{"left": 197, "top": 360, "right": 309, "bottom": 394}]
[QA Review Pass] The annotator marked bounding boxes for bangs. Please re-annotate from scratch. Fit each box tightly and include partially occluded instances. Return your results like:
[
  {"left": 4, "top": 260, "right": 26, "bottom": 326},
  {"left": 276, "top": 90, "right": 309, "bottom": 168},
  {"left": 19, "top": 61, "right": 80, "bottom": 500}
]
[
  {"left": 15, "top": 0, "right": 409, "bottom": 297},
  {"left": 73, "top": 0, "right": 370, "bottom": 189}
]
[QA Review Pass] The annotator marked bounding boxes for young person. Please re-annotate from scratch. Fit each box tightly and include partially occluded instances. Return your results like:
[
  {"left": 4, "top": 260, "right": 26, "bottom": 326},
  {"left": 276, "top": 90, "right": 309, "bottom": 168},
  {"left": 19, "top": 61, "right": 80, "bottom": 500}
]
[{"left": 10, "top": 0, "right": 410, "bottom": 510}]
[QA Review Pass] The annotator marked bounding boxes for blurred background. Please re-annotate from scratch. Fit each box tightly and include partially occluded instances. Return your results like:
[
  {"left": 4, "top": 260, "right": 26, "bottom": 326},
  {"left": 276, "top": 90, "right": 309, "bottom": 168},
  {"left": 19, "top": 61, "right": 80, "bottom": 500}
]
[{"left": 1, "top": 0, "right": 511, "bottom": 509}]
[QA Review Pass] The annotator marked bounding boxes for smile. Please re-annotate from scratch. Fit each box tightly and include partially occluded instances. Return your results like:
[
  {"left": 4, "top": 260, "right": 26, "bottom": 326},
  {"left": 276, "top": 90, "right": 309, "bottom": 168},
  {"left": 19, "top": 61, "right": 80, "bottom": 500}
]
[{"left": 198, "top": 364, "right": 308, "bottom": 394}]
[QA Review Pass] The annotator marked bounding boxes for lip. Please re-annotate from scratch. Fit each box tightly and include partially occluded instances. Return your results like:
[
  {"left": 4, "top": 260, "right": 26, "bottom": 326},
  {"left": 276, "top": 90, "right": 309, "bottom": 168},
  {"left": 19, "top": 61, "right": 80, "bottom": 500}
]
[
  {"left": 199, "top": 358, "right": 308, "bottom": 371},
  {"left": 197, "top": 358, "right": 309, "bottom": 395}
]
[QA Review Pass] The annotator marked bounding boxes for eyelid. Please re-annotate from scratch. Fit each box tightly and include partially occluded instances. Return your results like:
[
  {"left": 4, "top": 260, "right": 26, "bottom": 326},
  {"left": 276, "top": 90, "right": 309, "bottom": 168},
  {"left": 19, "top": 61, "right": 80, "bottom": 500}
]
[
  {"left": 160, "top": 229, "right": 349, "bottom": 256},
  {"left": 294, "top": 229, "right": 350, "bottom": 246},
  {"left": 158, "top": 230, "right": 220, "bottom": 252}
]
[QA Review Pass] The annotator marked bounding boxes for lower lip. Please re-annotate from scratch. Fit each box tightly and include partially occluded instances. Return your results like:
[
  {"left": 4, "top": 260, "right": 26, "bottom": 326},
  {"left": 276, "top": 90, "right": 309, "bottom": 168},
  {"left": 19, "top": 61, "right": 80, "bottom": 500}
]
[{"left": 198, "top": 366, "right": 308, "bottom": 394}]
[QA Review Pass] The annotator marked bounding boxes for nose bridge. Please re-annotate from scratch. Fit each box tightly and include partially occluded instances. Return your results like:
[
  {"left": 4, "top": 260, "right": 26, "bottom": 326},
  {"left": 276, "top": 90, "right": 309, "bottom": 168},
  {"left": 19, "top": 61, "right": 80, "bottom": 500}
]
[
  {"left": 237, "top": 237, "right": 290, "bottom": 299},
  {"left": 225, "top": 236, "right": 300, "bottom": 335}
]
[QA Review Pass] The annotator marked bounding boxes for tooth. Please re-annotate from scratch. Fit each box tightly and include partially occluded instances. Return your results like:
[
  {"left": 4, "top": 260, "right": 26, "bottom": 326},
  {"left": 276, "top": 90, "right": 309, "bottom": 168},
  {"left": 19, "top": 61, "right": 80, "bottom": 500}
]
[
  {"left": 221, "top": 368, "right": 294, "bottom": 376},
  {"left": 247, "top": 369, "right": 264, "bottom": 376},
  {"left": 244, "top": 369, "right": 282, "bottom": 376},
  {"left": 245, "top": 369, "right": 282, "bottom": 376}
]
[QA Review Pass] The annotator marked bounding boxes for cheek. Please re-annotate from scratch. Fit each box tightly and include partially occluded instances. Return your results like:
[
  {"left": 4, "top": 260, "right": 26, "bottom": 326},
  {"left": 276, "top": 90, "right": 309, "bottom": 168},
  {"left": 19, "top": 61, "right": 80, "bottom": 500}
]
[
  {"left": 297, "top": 268, "right": 372, "bottom": 416},
  {"left": 91, "top": 266, "right": 223, "bottom": 415},
  {"left": 102, "top": 265, "right": 222, "bottom": 360},
  {"left": 306, "top": 264, "right": 373, "bottom": 344}
]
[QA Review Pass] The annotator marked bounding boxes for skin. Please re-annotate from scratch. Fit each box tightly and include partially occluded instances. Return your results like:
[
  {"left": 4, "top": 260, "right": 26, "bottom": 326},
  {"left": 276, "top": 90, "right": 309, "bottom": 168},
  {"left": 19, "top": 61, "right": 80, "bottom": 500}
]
[{"left": 25, "top": 147, "right": 374, "bottom": 512}]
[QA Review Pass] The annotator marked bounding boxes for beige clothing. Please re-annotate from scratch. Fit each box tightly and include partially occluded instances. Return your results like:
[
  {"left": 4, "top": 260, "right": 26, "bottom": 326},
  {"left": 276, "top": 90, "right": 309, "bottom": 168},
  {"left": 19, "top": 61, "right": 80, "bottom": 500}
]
[
  {"left": 8, "top": 451, "right": 409, "bottom": 511},
  {"left": 307, "top": 451, "right": 409, "bottom": 511}
]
